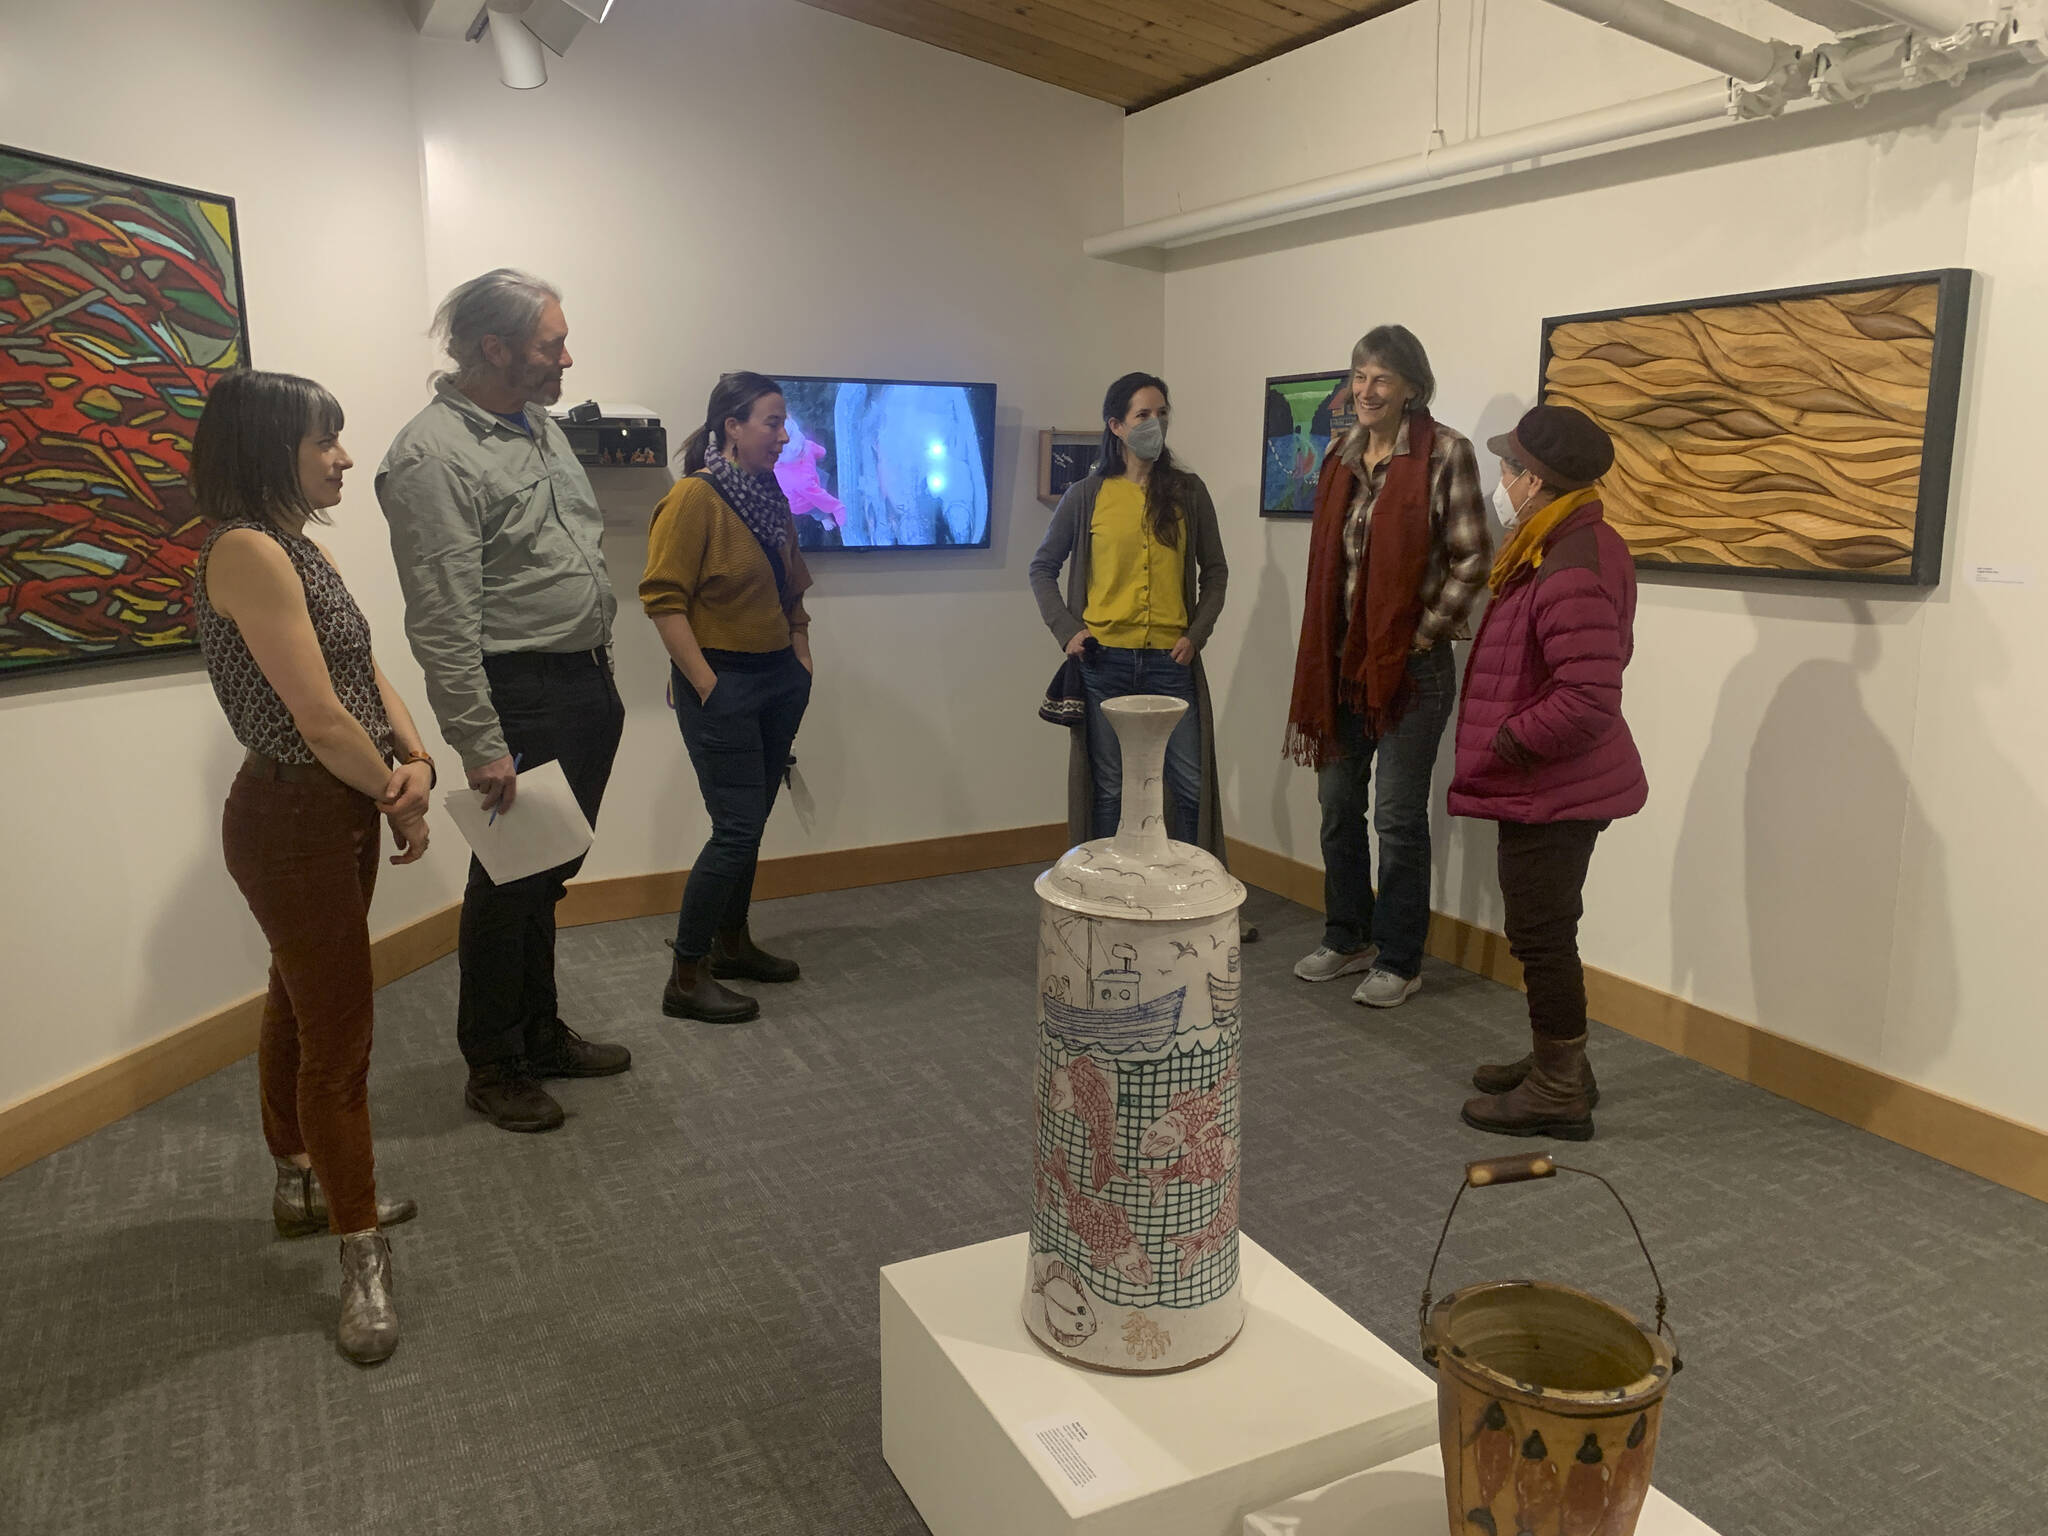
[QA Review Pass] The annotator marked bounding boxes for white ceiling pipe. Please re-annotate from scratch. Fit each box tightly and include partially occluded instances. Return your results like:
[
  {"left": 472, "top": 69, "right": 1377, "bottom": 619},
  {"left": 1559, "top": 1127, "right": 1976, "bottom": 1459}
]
[
  {"left": 1851, "top": 0, "right": 1988, "bottom": 34},
  {"left": 1538, "top": 0, "right": 1785, "bottom": 80},
  {"left": 1085, "top": 80, "right": 1732, "bottom": 258}
]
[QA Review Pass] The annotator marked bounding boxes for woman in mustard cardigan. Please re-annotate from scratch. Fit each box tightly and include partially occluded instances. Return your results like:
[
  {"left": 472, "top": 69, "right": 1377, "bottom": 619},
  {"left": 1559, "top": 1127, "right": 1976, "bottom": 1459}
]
[{"left": 642, "top": 372, "right": 815, "bottom": 1025}]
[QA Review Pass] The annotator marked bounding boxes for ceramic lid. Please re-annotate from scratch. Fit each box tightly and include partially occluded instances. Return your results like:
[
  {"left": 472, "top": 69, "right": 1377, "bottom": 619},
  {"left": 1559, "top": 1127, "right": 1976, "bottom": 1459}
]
[{"left": 1036, "top": 837, "right": 1246, "bottom": 922}]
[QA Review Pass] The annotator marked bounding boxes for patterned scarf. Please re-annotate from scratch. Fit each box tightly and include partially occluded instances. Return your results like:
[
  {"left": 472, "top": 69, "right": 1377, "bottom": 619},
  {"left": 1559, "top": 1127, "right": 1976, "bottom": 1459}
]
[{"left": 699, "top": 445, "right": 793, "bottom": 602}]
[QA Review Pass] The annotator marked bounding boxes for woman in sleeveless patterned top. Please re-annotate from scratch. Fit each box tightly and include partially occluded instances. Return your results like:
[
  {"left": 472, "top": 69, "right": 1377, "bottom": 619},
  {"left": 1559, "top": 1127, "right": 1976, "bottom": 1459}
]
[{"left": 191, "top": 370, "right": 437, "bottom": 1366}]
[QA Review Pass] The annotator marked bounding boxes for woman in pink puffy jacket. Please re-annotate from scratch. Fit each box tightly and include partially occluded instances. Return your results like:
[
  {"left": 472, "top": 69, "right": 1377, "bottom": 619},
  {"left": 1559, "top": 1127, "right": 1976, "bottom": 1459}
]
[{"left": 1449, "top": 405, "right": 1646, "bottom": 1141}]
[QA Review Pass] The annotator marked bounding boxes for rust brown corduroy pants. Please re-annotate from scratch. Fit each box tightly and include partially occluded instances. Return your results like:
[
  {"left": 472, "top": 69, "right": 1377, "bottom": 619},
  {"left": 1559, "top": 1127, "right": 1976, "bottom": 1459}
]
[{"left": 222, "top": 764, "right": 382, "bottom": 1234}]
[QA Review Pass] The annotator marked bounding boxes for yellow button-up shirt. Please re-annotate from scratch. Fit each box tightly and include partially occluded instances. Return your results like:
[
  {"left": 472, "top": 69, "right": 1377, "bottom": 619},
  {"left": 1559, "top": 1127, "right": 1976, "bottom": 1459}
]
[{"left": 1083, "top": 478, "right": 1187, "bottom": 648}]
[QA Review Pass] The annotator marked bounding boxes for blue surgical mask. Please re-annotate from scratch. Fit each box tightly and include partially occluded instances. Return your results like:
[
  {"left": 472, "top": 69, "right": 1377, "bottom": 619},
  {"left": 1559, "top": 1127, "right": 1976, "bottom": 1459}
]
[{"left": 1123, "top": 417, "right": 1166, "bottom": 463}]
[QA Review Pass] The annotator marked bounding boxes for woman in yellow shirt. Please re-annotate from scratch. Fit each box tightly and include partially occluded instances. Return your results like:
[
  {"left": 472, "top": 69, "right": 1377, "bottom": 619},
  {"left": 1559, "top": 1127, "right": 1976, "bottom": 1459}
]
[
  {"left": 1029, "top": 373, "right": 1229, "bottom": 850},
  {"left": 641, "top": 372, "right": 816, "bottom": 1025}
]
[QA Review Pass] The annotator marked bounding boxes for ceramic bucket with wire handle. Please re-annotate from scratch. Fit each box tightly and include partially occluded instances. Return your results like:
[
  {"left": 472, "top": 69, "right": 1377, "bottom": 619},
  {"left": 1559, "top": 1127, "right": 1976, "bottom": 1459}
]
[{"left": 1418, "top": 1154, "right": 1683, "bottom": 1536}]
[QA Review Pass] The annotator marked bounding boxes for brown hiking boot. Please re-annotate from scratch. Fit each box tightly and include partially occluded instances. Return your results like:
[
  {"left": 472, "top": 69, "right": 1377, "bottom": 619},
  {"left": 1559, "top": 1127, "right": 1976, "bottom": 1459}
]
[
  {"left": 1462, "top": 1035, "right": 1596, "bottom": 1141},
  {"left": 663, "top": 948, "right": 761, "bottom": 1023},
  {"left": 1470, "top": 1049, "right": 1600, "bottom": 1109},
  {"left": 709, "top": 925, "right": 800, "bottom": 984}
]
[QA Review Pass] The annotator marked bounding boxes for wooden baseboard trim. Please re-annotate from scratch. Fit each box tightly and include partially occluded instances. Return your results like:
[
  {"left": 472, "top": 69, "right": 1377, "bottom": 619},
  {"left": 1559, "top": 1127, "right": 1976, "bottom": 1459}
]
[
  {"left": 1228, "top": 837, "right": 2048, "bottom": 1203},
  {"left": 0, "top": 822, "right": 1067, "bottom": 1181}
]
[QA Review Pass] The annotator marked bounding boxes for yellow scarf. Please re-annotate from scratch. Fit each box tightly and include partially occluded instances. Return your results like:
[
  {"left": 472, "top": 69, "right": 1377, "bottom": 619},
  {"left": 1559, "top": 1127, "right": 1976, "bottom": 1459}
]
[{"left": 1488, "top": 485, "right": 1599, "bottom": 594}]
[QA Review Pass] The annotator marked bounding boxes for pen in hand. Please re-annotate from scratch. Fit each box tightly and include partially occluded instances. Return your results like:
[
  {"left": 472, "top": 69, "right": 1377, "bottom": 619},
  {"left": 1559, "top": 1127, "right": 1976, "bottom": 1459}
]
[{"left": 488, "top": 752, "right": 523, "bottom": 826}]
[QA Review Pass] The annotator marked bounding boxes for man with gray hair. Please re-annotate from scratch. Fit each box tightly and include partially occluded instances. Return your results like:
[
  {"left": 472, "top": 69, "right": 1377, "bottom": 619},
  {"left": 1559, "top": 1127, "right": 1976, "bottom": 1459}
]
[{"left": 377, "top": 268, "right": 630, "bottom": 1134}]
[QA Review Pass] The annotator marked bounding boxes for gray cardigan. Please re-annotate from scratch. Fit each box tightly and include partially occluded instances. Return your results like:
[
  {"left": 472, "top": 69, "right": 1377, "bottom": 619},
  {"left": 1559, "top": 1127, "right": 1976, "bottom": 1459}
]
[{"left": 1027, "top": 472, "right": 1230, "bottom": 857}]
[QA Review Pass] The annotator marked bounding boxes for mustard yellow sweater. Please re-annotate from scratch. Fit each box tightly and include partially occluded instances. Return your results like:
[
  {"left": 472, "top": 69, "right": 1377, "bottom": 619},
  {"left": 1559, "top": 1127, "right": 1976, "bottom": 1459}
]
[{"left": 640, "top": 476, "right": 813, "bottom": 651}]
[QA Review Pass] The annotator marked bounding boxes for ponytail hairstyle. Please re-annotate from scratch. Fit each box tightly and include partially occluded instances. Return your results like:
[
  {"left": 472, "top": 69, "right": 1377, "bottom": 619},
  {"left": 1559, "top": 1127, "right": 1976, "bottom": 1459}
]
[
  {"left": 1096, "top": 372, "right": 1191, "bottom": 548},
  {"left": 681, "top": 370, "right": 785, "bottom": 473},
  {"left": 190, "top": 369, "right": 346, "bottom": 531}
]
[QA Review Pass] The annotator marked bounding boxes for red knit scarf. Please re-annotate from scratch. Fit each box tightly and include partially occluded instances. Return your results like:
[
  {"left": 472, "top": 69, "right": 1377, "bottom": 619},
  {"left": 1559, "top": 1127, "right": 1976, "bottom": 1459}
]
[{"left": 1284, "top": 411, "right": 1437, "bottom": 768}]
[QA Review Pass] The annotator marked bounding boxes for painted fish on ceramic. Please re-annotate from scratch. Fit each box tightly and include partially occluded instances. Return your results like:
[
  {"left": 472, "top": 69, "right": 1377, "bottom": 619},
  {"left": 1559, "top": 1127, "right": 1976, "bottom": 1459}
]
[
  {"left": 1141, "top": 1121, "right": 1238, "bottom": 1205},
  {"left": 1137, "top": 1063, "right": 1237, "bottom": 1159},
  {"left": 1043, "top": 1146, "right": 1153, "bottom": 1285},
  {"left": 1030, "top": 1254, "right": 1100, "bottom": 1347},
  {"left": 1049, "top": 1054, "right": 1125, "bottom": 1192},
  {"left": 1562, "top": 1431, "right": 1609, "bottom": 1536},
  {"left": 1514, "top": 1430, "right": 1561, "bottom": 1536},
  {"left": 1598, "top": 1414, "right": 1653, "bottom": 1536},
  {"left": 1165, "top": 1174, "right": 1238, "bottom": 1279}
]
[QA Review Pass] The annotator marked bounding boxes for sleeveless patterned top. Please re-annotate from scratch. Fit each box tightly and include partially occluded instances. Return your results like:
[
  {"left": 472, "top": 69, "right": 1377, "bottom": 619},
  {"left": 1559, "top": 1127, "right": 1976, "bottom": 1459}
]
[{"left": 194, "top": 521, "right": 393, "bottom": 765}]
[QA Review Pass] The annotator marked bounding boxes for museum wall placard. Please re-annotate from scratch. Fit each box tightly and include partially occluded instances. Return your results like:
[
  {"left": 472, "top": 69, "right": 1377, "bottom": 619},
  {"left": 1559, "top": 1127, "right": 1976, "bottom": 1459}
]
[
  {"left": 1132, "top": 1, "right": 2048, "bottom": 1131},
  {"left": 0, "top": 0, "right": 1161, "bottom": 1119}
]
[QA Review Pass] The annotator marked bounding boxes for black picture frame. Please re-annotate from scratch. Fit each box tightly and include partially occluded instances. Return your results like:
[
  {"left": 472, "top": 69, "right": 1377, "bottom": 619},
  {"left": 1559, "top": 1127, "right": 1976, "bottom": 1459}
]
[
  {"left": 1260, "top": 370, "right": 1354, "bottom": 518},
  {"left": 0, "top": 142, "right": 253, "bottom": 678},
  {"left": 1038, "top": 429, "right": 1098, "bottom": 508},
  {"left": 1539, "top": 268, "right": 1971, "bottom": 587}
]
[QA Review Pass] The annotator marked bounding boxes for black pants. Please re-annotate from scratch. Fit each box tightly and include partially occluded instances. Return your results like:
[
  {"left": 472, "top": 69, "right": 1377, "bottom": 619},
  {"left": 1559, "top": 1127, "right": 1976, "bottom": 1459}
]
[
  {"left": 1496, "top": 819, "right": 1608, "bottom": 1042},
  {"left": 671, "top": 649, "right": 811, "bottom": 960},
  {"left": 457, "top": 648, "right": 625, "bottom": 1069}
]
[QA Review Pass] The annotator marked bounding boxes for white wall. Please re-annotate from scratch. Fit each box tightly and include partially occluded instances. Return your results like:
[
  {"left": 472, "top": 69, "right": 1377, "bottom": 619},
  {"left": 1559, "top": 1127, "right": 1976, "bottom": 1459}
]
[
  {"left": 1126, "top": 2, "right": 2048, "bottom": 1128},
  {"left": 0, "top": 0, "right": 438, "bottom": 1111},
  {"left": 407, "top": 0, "right": 1158, "bottom": 877},
  {"left": 0, "top": 0, "right": 1157, "bottom": 1115}
]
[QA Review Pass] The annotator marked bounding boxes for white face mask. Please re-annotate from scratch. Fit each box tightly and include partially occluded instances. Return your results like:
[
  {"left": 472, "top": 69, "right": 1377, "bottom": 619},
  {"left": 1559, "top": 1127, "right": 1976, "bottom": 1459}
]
[{"left": 1492, "top": 477, "right": 1524, "bottom": 529}]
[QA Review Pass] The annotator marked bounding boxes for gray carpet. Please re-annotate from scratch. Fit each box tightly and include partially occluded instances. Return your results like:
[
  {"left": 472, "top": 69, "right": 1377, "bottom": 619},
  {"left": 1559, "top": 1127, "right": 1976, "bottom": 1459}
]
[{"left": 2, "top": 865, "right": 2044, "bottom": 1536}]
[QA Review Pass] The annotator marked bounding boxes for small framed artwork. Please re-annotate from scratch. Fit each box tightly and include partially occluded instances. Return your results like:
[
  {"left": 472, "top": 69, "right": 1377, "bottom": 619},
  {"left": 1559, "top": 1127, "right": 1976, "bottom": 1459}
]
[
  {"left": 1261, "top": 372, "right": 1354, "bottom": 517},
  {"left": 1039, "top": 429, "right": 1099, "bottom": 508},
  {"left": 1541, "top": 268, "right": 1971, "bottom": 585}
]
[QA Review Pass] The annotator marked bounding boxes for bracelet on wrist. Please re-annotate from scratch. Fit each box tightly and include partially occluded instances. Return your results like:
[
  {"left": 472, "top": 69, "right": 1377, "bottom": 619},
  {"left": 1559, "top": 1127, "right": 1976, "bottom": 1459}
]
[{"left": 400, "top": 749, "right": 437, "bottom": 790}]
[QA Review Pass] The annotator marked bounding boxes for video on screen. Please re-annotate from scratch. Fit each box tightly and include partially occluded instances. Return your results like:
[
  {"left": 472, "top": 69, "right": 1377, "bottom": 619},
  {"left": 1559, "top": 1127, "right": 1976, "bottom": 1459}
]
[{"left": 775, "top": 377, "right": 996, "bottom": 551}]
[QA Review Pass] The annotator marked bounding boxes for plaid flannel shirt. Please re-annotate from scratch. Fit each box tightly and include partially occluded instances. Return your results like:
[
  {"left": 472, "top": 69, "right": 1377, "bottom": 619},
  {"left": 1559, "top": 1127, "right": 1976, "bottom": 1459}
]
[{"left": 1339, "top": 417, "right": 1492, "bottom": 647}]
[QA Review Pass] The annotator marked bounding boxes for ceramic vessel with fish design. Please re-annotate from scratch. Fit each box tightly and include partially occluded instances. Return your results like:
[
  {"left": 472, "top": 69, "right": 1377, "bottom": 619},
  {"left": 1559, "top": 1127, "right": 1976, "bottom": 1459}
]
[{"left": 1023, "top": 696, "right": 1247, "bottom": 1373}]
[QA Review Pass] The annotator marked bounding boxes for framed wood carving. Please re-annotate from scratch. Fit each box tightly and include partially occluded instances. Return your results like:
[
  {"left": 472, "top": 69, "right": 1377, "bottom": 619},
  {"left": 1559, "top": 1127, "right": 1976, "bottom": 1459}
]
[
  {"left": 1540, "top": 269, "right": 1970, "bottom": 586},
  {"left": 0, "top": 143, "right": 251, "bottom": 674},
  {"left": 1039, "top": 429, "right": 1098, "bottom": 508}
]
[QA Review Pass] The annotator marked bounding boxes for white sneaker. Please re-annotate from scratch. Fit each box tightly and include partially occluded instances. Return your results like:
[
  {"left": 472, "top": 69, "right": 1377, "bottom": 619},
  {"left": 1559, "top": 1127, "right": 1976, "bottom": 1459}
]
[
  {"left": 1353, "top": 968, "right": 1422, "bottom": 1008},
  {"left": 1294, "top": 944, "right": 1379, "bottom": 983}
]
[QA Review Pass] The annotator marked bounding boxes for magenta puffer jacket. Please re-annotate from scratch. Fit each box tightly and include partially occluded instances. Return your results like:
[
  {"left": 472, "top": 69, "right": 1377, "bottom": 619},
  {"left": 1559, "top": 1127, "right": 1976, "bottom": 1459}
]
[{"left": 1448, "top": 501, "right": 1648, "bottom": 824}]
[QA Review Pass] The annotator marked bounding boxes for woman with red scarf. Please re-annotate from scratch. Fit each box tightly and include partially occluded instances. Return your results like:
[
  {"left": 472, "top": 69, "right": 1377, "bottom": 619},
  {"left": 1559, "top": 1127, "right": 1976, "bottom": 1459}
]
[{"left": 1285, "top": 327, "right": 1491, "bottom": 1010}]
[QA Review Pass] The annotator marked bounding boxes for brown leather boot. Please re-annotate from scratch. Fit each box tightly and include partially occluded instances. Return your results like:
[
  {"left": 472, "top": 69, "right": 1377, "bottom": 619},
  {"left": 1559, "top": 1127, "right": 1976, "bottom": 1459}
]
[
  {"left": 337, "top": 1229, "right": 399, "bottom": 1365},
  {"left": 1470, "top": 1050, "right": 1600, "bottom": 1109},
  {"left": 1462, "top": 1035, "right": 1596, "bottom": 1141},
  {"left": 663, "top": 947, "right": 761, "bottom": 1023},
  {"left": 273, "top": 1157, "right": 418, "bottom": 1238},
  {"left": 709, "top": 925, "right": 800, "bottom": 984}
]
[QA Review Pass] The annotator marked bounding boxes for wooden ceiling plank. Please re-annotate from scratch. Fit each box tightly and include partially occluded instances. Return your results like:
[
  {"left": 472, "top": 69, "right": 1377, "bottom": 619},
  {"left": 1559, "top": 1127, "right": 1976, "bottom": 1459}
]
[
  {"left": 1113, "top": 0, "right": 1303, "bottom": 56},
  {"left": 921, "top": 0, "right": 1221, "bottom": 84},
  {"left": 952, "top": 0, "right": 1251, "bottom": 73},
  {"left": 1128, "top": 0, "right": 1414, "bottom": 110},
  {"left": 796, "top": 0, "right": 1158, "bottom": 104}
]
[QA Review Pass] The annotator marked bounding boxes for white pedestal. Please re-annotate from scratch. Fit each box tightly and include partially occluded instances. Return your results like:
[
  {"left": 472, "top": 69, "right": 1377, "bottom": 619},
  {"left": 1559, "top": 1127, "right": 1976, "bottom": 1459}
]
[
  {"left": 1242, "top": 1447, "right": 1723, "bottom": 1535},
  {"left": 881, "top": 1232, "right": 1438, "bottom": 1536}
]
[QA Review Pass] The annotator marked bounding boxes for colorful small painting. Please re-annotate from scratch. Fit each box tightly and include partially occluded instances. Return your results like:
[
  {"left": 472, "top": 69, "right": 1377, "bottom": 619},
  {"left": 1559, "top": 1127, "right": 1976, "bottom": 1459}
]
[
  {"left": 1261, "top": 371, "right": 1355, "bottom": 517},
  {"left": 0, "top": 143, "right": 250, "bottom": 674},
  {"left": 1541, "top": 270, "right": 1969, "bottom": 585}
]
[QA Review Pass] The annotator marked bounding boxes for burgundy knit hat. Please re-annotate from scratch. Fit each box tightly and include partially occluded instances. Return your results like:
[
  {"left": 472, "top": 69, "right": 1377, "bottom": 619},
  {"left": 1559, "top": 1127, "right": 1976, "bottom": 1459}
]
[{"left": 1487, "top": 405, "right": 1613, "bottom": 491}]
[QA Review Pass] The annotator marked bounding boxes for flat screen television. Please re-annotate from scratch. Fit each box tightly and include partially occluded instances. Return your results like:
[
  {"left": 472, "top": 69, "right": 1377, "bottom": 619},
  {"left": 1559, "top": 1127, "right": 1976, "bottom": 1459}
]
[{"left": 774, "top": 375, "right": 996, "bottom": 551}]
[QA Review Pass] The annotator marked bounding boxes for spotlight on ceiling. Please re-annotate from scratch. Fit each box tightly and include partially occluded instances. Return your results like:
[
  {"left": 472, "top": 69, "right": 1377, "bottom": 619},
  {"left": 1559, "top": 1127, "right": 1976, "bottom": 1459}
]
[
  {"left": 482, "top": 1, "right": 547, "bottom": 90},
  {"left": 421, "top": 0, "right": 616, "bottom": 89}
]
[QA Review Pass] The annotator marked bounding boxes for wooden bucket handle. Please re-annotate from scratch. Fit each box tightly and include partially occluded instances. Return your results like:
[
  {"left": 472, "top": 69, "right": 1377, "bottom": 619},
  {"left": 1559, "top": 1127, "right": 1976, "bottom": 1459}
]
[{"left": 1418, "top": 1154, "right": 1682, "bottom": 1372}]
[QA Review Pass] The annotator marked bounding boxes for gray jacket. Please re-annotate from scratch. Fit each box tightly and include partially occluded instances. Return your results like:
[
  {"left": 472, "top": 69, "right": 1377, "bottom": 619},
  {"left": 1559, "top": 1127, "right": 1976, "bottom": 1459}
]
[
  {"left": 376, "top": 380, "right": 616, "bottom": 768},
  {"left": 1027, "top": 472, "right": 1229, "bottom": 857}
]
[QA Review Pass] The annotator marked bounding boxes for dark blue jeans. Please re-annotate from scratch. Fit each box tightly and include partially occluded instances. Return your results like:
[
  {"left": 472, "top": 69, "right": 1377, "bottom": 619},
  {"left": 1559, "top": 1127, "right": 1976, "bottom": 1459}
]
[
  {"left": 458, "top": 648, "right": 625, "bottom": 1069},
  {"left": 1316, "top": 644, "right": 1456, "bottom": 977},
  {"left": 1080, "top": 644, "right": 1201, "bottom": 843},
  {"left": 671, "top": 648, "right": 812, "bottom": 960}
]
